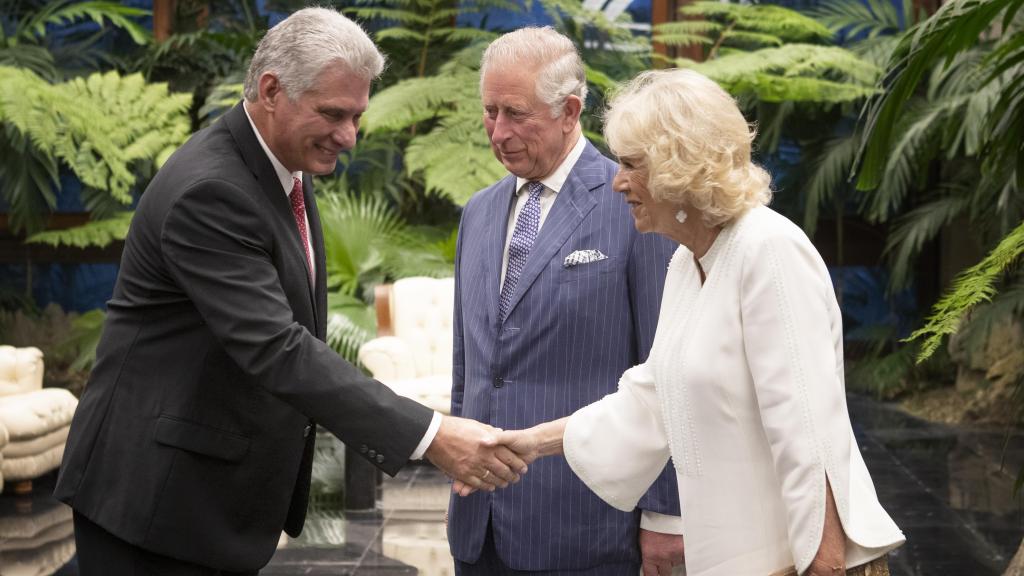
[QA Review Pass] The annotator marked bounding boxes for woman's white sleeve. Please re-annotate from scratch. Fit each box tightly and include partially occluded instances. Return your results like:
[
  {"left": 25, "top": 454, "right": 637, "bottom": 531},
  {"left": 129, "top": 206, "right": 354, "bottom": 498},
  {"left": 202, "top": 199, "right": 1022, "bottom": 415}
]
[{"left": 564, "top": 362, "right": 672, "bottom": 511}]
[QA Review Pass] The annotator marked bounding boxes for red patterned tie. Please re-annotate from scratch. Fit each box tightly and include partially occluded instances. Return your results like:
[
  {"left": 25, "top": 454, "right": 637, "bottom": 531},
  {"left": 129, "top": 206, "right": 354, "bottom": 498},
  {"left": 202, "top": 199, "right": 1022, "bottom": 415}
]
[{"left": 290, "top": 177, "right": 312, "bottom": 280}]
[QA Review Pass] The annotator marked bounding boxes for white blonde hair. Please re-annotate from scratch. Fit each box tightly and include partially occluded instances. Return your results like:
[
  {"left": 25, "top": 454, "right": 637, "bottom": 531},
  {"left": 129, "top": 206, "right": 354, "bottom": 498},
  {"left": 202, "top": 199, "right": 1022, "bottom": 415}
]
[
  {"left": 604, "top": 69, "right": 772, "bottom": 226},
  {"left": 480, "top": 27, "right": 587, "bottom": 118},
  {"left": 244, "top": 7, "right": 385, "bottom": 102}
]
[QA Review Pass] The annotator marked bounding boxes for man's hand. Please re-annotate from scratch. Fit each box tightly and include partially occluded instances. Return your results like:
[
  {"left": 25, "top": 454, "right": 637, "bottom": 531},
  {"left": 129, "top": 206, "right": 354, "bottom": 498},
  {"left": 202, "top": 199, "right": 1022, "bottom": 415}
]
[
  {"left": 639, "top": 529, "right": 684, "bottom": 576},
  {"left": 425, "top": 415, "right": 528, "bottom": 493}
]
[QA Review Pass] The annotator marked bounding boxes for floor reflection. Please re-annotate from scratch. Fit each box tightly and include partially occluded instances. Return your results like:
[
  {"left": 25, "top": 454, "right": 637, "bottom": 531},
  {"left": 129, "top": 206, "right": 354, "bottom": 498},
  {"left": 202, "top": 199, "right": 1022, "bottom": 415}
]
[{"left": 1, "top": 397, "right": 1022, "bottom": 575}]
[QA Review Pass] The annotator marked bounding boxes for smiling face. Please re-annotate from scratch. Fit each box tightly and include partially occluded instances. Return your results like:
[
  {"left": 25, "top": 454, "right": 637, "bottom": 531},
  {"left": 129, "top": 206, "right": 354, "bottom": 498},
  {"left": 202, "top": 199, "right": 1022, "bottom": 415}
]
[
  {"left": 612, "top": 155, "right": 680, "bottom": 236},
  {"left": 481, "top": 65, "right": 580, "bottom": 181},
  {"left": 259, "top": 63, "right": 370, "bottom": 175}
]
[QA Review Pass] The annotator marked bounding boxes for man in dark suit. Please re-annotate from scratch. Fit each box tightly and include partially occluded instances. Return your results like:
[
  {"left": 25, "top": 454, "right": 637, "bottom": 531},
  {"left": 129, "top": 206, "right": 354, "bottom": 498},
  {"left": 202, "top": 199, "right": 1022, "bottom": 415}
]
[
  {"left": 447, "top": 27, "right": 685, "bottom": 576},
  {"left": 55, "top": 8, "right": 524, "bottom": 575}
]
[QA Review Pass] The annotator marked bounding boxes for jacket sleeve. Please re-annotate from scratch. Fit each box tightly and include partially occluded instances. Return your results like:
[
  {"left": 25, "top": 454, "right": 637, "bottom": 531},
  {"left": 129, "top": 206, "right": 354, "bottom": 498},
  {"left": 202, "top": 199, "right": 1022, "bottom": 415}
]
[
  {"left": 740, "top": 228, "right": 842, "bottom": 574},
  {"left": 628, "top": 231, "right": 681, "bottom": 518},
  {"left": 160, "top": 180, "right": 433, "bottom": 475},
  {"left": 564, "top": 363, "right": 672, "bottom": 512}
]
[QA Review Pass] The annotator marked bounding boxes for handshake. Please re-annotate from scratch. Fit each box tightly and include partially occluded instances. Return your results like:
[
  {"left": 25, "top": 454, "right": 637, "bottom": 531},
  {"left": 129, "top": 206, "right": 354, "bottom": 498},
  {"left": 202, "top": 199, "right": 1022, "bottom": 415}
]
[{"left": 422, "top": 415, "right": 566, "bottom": 496}]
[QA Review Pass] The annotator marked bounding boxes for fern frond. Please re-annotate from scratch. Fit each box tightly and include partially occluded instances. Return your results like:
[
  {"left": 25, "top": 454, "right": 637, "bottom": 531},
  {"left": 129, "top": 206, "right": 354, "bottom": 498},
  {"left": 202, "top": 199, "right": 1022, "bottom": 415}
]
[
  {"left": 404, "top": 110, "right": 505, "bottom": 205},
  {"left": 363, "top": 74, "right": 467, "bottom": 133},
  {"left": 346, "top": 7, "right": 428, "bottom": 25},
  {"left": 0, "top": 66, "right": 191, "bottom": 233},
  {"left": 689, "top": 44, "right": 880, "bottom": 101},
  {"left": 25, "top": 211, "right": 133, "bottom": 248},
  {"left": 680, "top": 1, "right": 833, "bottom": 44},
  {"left": 724, "top": 31, "right": 785, "bottom": 49},
  {"left": 908, "top": 219, "right": 1024, "bottom": 361}
]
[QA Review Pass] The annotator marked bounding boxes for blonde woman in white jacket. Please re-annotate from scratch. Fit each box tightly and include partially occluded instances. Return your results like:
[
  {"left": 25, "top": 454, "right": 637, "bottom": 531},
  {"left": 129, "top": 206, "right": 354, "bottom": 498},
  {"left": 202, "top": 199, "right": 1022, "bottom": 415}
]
[{"left": 477, "top": 69, "right": 905, "bottom": 576}]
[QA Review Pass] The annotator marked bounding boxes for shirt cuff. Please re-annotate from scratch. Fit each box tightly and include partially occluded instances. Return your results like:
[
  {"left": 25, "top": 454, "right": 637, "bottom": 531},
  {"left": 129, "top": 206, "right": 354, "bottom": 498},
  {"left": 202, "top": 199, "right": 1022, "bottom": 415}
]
[
  {"left": 640, "top": 510, "right": 684, "bottom": 534},
  {"left": 409, "top": 411, "right": 443, "bottom": 460}
]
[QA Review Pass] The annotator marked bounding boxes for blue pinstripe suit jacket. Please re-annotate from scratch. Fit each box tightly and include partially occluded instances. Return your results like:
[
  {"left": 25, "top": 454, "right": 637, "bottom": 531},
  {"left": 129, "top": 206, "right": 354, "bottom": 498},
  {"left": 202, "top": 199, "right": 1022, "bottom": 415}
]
[{"left": 448, "top": 142, "right": 680, "bottom": 571}]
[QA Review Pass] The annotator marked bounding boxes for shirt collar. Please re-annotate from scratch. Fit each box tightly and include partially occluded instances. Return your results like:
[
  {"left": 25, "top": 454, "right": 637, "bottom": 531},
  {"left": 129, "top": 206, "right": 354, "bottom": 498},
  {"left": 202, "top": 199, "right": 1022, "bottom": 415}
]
[
  {"left": 514, "top": 133, "right": 586, "bottom": 196},
  {"left": 243, "top": 101, "right": 303, "bottom": 196}
]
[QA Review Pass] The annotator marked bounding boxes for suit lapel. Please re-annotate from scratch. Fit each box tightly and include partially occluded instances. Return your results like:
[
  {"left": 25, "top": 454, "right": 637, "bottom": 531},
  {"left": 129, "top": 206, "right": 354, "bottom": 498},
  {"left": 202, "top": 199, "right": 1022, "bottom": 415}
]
[
  {"left": 500, "top": 144, "right": 602, "bottom": 322},
  {"left": 224, "top": 102, "right": 319, "bottom": 329},
  {"left": 485, "top": 176, "right": 517, "bottom": 331}
]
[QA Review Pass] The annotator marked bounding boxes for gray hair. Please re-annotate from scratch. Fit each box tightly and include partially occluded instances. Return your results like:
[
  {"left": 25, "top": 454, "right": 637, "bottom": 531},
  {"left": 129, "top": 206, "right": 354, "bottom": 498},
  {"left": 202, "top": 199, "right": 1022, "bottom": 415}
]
[
  {"left": 243, "top": 7, "right": 385, "bottom": 102},
  {"left": 480, "top": 27, "right": 588, "bottom": 118}
]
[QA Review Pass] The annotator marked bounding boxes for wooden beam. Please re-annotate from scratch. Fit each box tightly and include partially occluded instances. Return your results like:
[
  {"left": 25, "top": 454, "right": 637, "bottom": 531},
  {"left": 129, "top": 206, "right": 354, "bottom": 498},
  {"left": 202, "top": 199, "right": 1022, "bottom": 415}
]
[
  {"left": 153, "top": 0, "right": 177, "bottom": 42},
  {"left": 651, "top": 0, "right": 705, "bottom": 65}
]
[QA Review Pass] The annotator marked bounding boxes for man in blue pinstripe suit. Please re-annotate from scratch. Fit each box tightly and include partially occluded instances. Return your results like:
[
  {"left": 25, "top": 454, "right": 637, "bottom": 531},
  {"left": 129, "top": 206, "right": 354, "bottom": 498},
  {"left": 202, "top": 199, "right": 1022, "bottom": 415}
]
[{"left": 448, "top": 27, "right": 684, "bottom": 575}]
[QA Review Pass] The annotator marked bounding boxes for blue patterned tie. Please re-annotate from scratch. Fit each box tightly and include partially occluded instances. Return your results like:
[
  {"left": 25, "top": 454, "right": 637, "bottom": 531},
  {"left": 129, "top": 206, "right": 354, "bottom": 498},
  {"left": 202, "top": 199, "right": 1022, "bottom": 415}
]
[{"left": 500, "top": 181, "right": 544, "bottom": 321}]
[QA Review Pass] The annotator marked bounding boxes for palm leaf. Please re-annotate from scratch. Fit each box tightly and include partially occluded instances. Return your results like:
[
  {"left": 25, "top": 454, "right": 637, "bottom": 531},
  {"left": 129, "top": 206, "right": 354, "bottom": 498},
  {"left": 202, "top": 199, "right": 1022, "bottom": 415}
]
[
  {"left": 803, "top": 134, "right": 860, "bottom": 236},
  {"left": 883, "top": 195, "right": 969, "bottom": 290},
  {"left": 855, "top": 0, "right": 1024, "bottom": 190}
]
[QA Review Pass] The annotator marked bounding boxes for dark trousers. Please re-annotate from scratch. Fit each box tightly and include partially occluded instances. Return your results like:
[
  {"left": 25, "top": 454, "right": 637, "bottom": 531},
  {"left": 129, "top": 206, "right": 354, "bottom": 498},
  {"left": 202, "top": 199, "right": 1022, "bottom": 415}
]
[
  {"left": 73, "top": 511, "right": 259, "bottom": 576},
  {"left": 453, "top": 514, "right": 639, "bottom": 576}
]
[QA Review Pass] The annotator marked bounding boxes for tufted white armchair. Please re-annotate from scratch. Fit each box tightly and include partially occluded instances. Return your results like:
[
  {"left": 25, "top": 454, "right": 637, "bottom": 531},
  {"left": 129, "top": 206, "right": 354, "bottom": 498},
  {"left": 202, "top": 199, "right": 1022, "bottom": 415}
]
[
  {"left": 0, "top": 346, "right": 78, "bottom": 494},
  {"left": 358, "top": 277, "right": 454, "bottom": 414}
]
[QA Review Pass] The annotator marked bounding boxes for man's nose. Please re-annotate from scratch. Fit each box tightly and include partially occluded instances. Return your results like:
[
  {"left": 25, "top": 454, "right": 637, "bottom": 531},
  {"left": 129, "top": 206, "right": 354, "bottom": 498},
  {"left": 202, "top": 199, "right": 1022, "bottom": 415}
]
[
  {"left": 333, "top": 121, "right": 357, "bottom": 150},
  {"left": 490, "top": 114, "right": 512, "bottom": 144}
]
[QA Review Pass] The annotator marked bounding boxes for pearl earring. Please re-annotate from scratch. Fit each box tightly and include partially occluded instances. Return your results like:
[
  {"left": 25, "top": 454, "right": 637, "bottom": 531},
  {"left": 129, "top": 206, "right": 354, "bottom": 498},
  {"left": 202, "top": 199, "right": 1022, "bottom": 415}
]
[{"left": 675, "top": 210, "right": 688, "bottom": 224}]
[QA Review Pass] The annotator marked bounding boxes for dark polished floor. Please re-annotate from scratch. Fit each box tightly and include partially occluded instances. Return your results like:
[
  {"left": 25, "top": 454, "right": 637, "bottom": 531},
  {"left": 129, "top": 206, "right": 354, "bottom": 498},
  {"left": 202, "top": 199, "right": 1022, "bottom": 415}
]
[{"left": 1, "top": 395, "right": 1022, "bottom": 575}]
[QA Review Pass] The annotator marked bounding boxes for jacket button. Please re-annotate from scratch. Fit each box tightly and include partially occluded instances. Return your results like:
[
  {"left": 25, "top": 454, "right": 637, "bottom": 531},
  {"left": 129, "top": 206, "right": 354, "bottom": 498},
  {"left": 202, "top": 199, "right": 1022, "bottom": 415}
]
[
  {"left": 303, "top": 424, "right": 312, "bottom": 438},
  {"left": 493, "top": 377, "right": 504, "bottom": 388},
  {"left": 368, "top": 449, "right": 376, "bottom": 458},
  {"left": 376, "top": 454, "right": 385, "bottom": 464},
  {"left": 360, "top": 444, "right": 368, "bottom": 454}
]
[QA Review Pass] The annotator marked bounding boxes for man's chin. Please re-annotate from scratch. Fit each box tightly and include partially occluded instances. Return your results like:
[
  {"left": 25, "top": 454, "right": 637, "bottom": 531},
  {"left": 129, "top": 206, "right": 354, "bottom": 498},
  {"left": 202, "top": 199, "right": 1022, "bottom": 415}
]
[{"left": 308, "top": 160, "right": 338, "bottom": 176}]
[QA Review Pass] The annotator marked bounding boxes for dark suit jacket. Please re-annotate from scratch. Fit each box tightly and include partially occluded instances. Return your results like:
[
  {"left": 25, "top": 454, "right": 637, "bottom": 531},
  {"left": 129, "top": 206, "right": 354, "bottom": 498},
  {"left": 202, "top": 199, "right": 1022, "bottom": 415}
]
[
  {"left": 54, "top": 102, "right": 433, "bottom": 572},
  {"left": 447, "top": 142, "right": 680, "bottom": 570}
]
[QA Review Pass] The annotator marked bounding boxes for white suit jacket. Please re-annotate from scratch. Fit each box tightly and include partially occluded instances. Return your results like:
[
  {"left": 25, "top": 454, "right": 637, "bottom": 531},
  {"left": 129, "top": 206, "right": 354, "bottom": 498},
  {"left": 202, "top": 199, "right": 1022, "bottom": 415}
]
[{"left": 564, "top": 205, "right": 904, "bottom": 576}]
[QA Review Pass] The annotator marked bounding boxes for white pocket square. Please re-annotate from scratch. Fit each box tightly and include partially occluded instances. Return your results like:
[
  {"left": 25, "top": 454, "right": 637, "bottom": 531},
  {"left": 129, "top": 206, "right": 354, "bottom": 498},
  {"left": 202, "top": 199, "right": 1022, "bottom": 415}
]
[{"left": 563, "top": 249, "right": 608, "bottom": 268}]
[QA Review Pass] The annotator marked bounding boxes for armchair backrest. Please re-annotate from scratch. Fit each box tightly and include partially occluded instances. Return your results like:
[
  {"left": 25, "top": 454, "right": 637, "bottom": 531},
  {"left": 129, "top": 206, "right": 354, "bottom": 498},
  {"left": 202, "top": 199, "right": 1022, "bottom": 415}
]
[
  {"left": 0, "top": 346, "right": 44, "bottom": 397},
  {"left": 388, "top": 277, "right": 454, "bottom": 378}
]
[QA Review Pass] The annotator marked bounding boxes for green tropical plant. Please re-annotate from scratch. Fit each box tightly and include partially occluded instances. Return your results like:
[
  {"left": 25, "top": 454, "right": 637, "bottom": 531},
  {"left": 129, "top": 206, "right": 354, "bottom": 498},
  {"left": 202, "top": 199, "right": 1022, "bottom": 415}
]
[
  {"left": 848, "top": 0, "right": 1023, "bottom": 355},
  {"left": 346, "top": 0, "right": 510, "bottom": 81},
  {"left": 656, "top": 1, "right": 833, "bottom": 56},
  {"left": 362, "top": 43, "right": 505, "bottom": 205},
  {"left": 0, "top": 66, "right": 191, "bottom": 233},
  {"left": 316, "top": 177, "right": 454, "bottom": 363},
  {"left": 0, "top": 0, "right": 151, "bottom": 81},
  {"left": 25, "top": 211, "right": 132, "bottom": 248}
]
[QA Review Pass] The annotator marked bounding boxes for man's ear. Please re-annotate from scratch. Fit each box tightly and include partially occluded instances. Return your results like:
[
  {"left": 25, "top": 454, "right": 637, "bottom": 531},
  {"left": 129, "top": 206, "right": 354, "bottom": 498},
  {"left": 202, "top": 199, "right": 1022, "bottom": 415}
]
[
  {"left": 562, "top": 94, "right": 583, "bottom": 132},
  {"left": 258, "top": 72, "right": 284, "bottom": 111}
]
